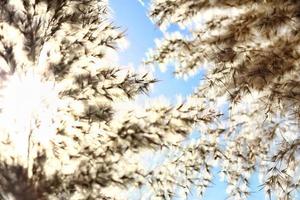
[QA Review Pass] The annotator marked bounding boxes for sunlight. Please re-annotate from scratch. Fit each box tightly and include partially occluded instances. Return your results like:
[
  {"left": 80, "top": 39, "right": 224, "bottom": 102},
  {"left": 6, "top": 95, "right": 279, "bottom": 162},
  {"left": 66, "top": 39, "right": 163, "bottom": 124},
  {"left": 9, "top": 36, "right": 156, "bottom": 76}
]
[{"left": 0, "top": 70, "right": 60, "bottom": 165}]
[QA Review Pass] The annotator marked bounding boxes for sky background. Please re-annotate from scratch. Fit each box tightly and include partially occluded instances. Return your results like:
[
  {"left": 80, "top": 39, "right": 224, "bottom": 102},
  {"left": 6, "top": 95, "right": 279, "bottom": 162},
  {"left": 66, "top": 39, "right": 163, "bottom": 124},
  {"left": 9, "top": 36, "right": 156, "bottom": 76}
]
[{"left": 109, "top": 1, "right": 265, "bottom": 199}]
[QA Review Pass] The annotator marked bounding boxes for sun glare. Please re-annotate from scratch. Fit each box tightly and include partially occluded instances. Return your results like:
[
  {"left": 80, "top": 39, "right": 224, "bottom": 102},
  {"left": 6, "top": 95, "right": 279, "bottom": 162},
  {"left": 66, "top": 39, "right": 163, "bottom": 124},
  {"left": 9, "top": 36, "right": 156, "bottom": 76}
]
[{"left": 0, "top": 70, "right": 60, "bottom": 164}]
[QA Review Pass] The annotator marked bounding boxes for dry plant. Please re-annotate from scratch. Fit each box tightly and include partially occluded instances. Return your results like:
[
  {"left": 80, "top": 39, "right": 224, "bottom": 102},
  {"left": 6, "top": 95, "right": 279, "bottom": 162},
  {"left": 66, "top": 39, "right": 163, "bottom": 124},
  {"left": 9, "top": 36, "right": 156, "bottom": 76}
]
[
  {"left": 0, "top": 0, "right": 217, "bottom": 199},
  {"left": 147, "top": 0, "right": 300, "bottom": 199}
]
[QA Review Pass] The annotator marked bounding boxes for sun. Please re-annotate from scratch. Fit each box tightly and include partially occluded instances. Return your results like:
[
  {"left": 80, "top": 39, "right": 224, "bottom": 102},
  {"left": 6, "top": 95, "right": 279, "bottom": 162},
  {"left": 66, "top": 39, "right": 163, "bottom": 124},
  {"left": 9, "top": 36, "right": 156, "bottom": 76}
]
[{"left": 0, "top": 69, "right": 60, "bottom": 166}]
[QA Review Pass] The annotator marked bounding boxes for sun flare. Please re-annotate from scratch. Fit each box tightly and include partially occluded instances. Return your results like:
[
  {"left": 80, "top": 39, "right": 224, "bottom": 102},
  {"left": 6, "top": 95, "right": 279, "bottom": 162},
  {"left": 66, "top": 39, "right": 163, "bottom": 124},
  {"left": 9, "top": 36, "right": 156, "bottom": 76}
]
[{"left": 0, "top": 70, "right": 60, "bottom": 165}]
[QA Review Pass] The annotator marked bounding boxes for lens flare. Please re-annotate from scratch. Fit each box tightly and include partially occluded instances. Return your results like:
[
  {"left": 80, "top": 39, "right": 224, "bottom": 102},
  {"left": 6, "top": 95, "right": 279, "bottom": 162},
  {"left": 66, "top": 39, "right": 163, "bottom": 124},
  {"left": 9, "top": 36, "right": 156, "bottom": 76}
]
[{"left": 0, "top": 70, "right": 60, "bottom": 166}]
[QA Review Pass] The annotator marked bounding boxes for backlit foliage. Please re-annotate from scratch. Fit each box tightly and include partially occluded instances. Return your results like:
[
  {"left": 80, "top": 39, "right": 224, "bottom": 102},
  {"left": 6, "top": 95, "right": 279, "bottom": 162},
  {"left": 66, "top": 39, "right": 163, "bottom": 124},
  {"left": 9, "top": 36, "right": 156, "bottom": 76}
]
[
  {"left": 0, "top": 0, "right": 219, "bottom": 199},
  {"left": 148, "top": 0, "right": 300, "bottom": 199},
  {"left": 0, "top": 0, "right": 218, "bottom": 200}
]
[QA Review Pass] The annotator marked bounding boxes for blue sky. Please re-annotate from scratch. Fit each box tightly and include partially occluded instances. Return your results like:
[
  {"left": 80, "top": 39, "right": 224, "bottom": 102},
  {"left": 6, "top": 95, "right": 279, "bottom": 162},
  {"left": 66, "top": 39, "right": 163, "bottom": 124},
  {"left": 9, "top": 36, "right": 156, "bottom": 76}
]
[
  {"left": 109, "top": 1, "right": 265, "bottom": 199},
  {"left": 109, "top": 0, "right": 201, "bottom": 99}
]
